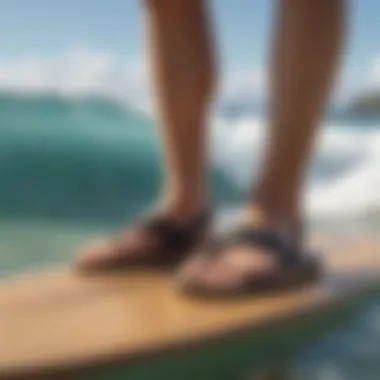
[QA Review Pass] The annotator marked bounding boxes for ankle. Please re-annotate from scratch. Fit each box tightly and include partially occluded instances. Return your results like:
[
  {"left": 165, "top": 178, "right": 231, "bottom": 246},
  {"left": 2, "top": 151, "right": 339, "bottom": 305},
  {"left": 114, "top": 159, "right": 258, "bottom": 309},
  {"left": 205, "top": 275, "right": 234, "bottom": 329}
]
[
  {"left": 157, "top": 194, "right": 206, "bottom": 221},
  {"left": 243, "top": 202, "right": 301, "bottom": 233}
]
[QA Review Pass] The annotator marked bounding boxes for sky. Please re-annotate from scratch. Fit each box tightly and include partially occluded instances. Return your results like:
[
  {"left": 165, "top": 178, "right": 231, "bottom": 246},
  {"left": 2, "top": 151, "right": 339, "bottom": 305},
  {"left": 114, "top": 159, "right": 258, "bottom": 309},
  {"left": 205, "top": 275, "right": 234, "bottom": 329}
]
[{"left": 0, "top": 0, "right": 379, "bottom": 108}]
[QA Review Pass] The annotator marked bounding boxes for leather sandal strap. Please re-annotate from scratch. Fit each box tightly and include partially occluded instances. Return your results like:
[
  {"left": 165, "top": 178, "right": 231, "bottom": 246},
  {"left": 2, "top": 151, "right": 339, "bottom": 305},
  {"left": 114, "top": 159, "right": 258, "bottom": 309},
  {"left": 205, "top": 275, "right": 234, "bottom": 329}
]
[
  {"left": 205, "top": 226, "right": 304, "bottom": 267},
  {"left": 137, "top": 211, "right": 209, "bottom": 253}
]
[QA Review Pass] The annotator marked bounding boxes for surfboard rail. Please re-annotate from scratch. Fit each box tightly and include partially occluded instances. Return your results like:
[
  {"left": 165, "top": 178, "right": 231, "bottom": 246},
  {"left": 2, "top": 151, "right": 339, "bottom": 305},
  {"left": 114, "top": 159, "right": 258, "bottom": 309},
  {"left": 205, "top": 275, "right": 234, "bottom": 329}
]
[{"left": 1, "top": 235, "right": 380, "bottom": 380}]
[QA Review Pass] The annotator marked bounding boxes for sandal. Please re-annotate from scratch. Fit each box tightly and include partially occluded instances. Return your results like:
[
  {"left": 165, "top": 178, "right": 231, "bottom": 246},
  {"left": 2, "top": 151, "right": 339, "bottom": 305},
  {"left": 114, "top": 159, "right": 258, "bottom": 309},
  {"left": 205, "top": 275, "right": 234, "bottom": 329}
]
[
  {"left": 75, "top": 211, "right": 209, "bottom": 272},
  {"left": 177, "top": 225, "right": 321, "bottom": 296}
]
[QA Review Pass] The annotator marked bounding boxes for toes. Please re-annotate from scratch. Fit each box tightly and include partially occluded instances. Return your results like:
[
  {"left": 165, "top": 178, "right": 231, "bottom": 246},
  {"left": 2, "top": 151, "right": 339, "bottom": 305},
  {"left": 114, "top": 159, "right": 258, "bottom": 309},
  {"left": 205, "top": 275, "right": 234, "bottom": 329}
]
[
  {"left": 178, "top": 264, "right": 245, "bottom": 294},
  {"left": 221, "top": 247, "right": 277, "bottom": 275},
  {"left": 75, "top": 230, "right": 159, "bottom": 272},
  {"left": 177, "top": 253, "right": 245, "bottom": 293},
  {"left": 176, "top": 253, "right": 211, "bottom": 287},
  {"left": 75, "top": 238, "right": 114, "bottom": 271},
  {"left": 177, "top": 246, "right": 280, "bottom": 294}
]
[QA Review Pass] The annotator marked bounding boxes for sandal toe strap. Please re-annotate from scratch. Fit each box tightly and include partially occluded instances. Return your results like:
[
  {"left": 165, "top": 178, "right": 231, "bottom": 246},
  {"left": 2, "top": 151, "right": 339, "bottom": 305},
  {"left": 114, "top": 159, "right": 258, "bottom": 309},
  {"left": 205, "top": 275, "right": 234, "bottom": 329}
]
[
  {"left": 206, "top": 227, "right": 305, "bottom": 267},
  {"left": 138, "top": 211, "right": 209, "bottom": 252}
]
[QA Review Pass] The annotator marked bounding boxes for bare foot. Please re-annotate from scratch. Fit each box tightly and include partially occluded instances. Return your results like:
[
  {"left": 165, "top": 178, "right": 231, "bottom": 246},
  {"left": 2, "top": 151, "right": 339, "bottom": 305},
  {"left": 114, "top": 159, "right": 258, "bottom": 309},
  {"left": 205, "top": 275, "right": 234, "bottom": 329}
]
[
  {"left": 176, "top": 205, "right": 318, "bottom": 295},
  {"left": 75, "top": 204, "right": 208, "bottom": 272}
]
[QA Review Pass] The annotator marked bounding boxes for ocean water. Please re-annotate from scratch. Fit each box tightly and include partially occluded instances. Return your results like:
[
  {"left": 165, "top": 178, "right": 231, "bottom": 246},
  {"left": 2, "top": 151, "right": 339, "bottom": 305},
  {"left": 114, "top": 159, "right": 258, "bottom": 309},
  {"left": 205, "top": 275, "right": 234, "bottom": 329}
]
[{"left": 1, "top": 92, "right": 380, "bottom": 379}]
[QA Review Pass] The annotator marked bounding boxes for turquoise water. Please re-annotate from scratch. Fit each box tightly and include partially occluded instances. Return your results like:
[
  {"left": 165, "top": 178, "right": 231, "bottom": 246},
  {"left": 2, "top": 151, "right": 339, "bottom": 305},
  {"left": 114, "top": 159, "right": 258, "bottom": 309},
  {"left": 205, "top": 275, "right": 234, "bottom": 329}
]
[
  {"left": 0, "top": 93, "right": 240, "bottom": 224},
  {"left": 1, "top": 92, "right": 380, "bottom": 379},
  {"left": 0, "top": 220, "right": 101, "bottom": 275}
]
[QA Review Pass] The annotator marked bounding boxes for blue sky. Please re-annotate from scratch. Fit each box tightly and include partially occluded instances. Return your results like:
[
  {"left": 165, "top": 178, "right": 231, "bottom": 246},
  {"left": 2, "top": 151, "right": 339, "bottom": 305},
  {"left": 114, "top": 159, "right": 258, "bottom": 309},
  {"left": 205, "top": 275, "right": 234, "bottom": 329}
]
[{"left": 0, "top": 0, "right": 378, "bottom": 105}]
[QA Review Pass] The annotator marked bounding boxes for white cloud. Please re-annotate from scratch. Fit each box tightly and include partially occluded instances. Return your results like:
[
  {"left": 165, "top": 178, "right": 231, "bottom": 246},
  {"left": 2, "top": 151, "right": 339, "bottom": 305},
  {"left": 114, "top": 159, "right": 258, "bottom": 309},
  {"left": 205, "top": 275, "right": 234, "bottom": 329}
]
[
  {"left": 0, "top": 47, "right": 151, "bottom": 110},
  {"left": 2, "top": 47, "right": 375, "bottom": 112},
  {"left": 0, "top": 47, "right": 270, "bottom": 112}
]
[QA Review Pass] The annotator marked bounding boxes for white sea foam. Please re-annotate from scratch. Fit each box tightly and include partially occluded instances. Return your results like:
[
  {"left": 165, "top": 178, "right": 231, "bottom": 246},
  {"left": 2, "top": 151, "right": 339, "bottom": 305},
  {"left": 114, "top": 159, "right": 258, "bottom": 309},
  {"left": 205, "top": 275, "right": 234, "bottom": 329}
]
[{"left": 212, "top": 115, "right": 380, "bottom": 221}]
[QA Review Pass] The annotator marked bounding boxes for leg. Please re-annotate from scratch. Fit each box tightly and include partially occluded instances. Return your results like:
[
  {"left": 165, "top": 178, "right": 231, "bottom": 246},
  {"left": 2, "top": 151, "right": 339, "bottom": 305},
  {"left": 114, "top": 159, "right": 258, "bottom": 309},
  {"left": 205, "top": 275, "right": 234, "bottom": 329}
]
[
  {"left": 251, "top": 0, "right": 345, "bottom": 228},
  {"left": 145, "top": 0, "right": 215, "bottom": 218},
  {"left": 76, "top": 0, "right": 215, "bottom": 271},
  {"left": 179, "top": 0, "right": 345, "bottom": 292}
]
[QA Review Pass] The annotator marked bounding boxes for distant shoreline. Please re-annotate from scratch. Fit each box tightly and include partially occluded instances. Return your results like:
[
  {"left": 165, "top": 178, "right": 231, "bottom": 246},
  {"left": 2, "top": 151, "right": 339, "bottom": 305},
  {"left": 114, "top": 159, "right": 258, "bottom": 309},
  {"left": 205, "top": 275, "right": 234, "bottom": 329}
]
[{"left": 347, "top": 91, "right": 380, "bottom": 115}]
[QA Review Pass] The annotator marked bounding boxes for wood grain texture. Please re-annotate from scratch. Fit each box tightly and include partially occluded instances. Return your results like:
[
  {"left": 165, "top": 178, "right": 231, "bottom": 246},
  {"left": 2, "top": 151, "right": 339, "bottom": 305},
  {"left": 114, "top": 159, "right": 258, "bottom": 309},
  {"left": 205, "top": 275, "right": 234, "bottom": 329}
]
[{"left": 1, "top": 235, "right": 380, "bottom": 379}]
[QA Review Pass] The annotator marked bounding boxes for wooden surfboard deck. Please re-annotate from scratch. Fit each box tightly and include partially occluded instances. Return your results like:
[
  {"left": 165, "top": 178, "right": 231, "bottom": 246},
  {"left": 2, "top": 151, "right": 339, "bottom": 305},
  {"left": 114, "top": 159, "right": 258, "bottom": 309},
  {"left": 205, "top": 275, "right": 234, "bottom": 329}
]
[{"left": 1, "top": 235, "right": 380, "bottom": 380}]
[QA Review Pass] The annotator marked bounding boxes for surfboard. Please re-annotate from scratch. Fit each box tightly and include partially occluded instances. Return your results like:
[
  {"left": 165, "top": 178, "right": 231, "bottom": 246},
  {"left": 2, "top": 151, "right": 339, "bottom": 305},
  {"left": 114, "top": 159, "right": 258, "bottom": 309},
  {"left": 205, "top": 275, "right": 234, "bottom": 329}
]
[{"left": 1, "top": 235, "right": 380, "bottom": 380}]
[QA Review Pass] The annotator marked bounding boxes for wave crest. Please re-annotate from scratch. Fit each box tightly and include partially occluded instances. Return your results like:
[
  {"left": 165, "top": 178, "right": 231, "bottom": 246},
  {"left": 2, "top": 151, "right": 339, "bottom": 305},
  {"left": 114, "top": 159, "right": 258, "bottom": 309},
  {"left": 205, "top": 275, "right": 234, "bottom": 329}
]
[{"left": 212, "top": 115, "right": 380, "bottom": 220}]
